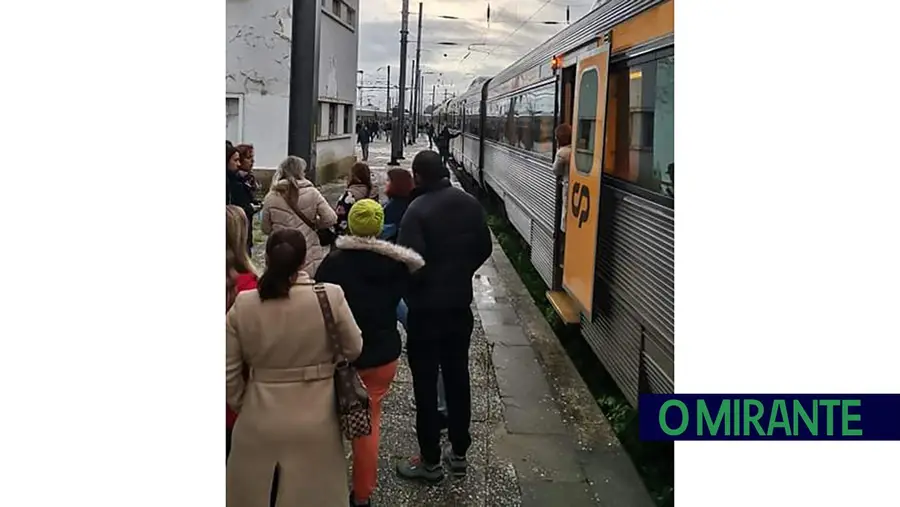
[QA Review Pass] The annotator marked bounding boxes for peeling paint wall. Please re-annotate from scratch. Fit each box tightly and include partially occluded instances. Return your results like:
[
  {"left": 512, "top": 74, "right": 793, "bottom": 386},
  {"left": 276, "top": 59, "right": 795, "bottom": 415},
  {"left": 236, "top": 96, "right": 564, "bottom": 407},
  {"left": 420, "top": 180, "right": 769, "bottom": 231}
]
[{"left": 226, "top": 0, "right": 360, "bottom": 171}]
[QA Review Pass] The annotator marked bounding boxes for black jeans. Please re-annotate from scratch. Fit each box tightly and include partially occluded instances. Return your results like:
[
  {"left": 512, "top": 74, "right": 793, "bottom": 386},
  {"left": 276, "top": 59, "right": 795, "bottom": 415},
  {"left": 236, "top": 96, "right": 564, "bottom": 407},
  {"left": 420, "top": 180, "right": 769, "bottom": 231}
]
[
  {"left": 361, "top": 143, "right": 369, "bottom": 161},
  {"left": 406, "top": 306, "right": 474, "bottom": 464}
]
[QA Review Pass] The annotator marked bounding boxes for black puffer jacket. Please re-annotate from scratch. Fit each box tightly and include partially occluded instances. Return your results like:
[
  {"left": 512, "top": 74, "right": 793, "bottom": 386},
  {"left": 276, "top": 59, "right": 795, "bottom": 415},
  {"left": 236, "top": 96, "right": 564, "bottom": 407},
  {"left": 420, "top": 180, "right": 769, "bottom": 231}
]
[
  {"left": 398, "top": 178, "right": 492, "bottom": 311},
  {"left": 316, "top": 235, "right": 425, "bottom": 369},
  {"left": 226, "top": 169, "right": 256, "bottom": 220}
]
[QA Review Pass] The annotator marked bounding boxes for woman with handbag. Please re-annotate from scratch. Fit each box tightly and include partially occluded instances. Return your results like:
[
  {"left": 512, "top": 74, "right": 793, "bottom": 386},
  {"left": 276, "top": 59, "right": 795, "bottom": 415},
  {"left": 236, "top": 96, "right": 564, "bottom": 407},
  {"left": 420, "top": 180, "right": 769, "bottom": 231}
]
[
  {"left": 227, "top": 228, "right": 363, "bottom": 507},
  {"left": 261, "top": 156, "right": 338, "bottom": 278},
  {"left": 316, "top": 199, "right": 425, "bottom": 507}
]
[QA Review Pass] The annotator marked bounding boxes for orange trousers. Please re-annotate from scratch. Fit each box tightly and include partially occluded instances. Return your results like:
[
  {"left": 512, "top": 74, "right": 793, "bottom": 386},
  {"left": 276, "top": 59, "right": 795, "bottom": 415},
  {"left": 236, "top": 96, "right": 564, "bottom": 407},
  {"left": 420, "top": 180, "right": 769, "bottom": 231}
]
[{"left": 352, "top": 360, "right": 398, "bottom": 502}]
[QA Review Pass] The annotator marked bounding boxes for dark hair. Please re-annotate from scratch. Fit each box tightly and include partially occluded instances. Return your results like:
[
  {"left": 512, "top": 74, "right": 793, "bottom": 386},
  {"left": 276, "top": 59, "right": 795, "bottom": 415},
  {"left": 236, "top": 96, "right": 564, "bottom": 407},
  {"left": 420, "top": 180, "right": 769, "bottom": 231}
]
[
  {"left": 386, "top": 168, "right": 414, "bottom": 199},
  {"left": 555, "top": 124, "right": 572, "bottom": 147},
  {"left": 226, "top": 140, "right": 234, "bottom": 149},
  {"left": 235, "top": 144, "right": 254, "bottom": 162},
  {"left": 257, "top": 229, "right": 308, "bottom": 301},
  {"left": 411, "top": 150, "right": 446, "bottom": 184},
  {"left": 227, "top": 144, "right": 239, "bottom": 165},
  {"left": 349, "top": 162, "right": 373, "bottom": 194}
]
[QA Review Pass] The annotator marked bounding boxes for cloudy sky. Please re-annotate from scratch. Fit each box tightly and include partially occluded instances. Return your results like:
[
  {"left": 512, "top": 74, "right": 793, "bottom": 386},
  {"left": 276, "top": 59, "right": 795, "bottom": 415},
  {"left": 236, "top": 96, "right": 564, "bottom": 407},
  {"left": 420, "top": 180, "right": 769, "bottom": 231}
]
[{"left": 357, "top": 0, "right": 595, "bottom": 110}]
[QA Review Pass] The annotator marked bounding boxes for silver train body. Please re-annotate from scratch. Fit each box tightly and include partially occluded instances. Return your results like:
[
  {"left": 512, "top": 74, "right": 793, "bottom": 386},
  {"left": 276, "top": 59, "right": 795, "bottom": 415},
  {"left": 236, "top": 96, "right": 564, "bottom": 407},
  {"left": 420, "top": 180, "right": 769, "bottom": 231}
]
[{"left": 433, "top": 0, "right": 674, "bottom": 407}]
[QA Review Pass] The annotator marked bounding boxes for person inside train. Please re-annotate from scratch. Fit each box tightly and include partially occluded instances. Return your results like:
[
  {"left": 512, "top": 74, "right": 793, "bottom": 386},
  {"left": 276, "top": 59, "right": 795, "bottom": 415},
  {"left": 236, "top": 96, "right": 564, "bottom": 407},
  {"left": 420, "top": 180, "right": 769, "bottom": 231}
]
[
  {"left": 395, "top": 150, "right": 492, "bottom": 483},
  {"left": 434, "top": 125, "right": 461, "bottom": 169},
  {"left": 553, "top": 124, "right": 573, "bottom": 250}
]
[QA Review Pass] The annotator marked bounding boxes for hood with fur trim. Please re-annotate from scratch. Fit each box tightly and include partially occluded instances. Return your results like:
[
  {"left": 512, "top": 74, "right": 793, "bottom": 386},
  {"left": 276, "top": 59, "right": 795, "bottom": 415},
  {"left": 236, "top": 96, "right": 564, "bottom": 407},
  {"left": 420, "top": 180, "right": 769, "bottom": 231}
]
[{"left": 334, "top": 235, "right": 425, "bottom": 273}]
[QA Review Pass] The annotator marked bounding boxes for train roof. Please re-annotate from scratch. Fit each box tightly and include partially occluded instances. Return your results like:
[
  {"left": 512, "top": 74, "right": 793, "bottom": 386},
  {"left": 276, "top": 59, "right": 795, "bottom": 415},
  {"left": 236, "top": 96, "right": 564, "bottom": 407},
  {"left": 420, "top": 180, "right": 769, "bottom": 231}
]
[{"left": 487, "top": 0, "right": 666, "bottom": 93}]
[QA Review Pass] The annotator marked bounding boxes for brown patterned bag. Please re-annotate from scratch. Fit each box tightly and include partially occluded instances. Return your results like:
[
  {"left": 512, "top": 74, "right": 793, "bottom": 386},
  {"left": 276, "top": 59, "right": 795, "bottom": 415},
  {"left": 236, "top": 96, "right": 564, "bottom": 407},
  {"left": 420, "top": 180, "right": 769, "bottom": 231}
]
[{"left": 313, "top": 284, "right": 372, "bottom": 439}]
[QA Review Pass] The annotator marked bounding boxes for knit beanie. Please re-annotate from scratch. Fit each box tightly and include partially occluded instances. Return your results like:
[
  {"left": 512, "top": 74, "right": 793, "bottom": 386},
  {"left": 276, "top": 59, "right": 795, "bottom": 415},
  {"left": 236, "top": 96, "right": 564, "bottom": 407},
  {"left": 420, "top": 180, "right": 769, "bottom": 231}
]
[{"left": 347, "top": 198, "right": 384, "bottom": 237}]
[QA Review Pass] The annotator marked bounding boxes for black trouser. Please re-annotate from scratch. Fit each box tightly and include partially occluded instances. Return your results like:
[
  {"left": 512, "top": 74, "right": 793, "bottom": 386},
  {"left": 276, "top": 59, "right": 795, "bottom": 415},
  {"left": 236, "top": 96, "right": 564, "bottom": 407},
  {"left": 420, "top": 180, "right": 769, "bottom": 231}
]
[
  {"left": 406, "top": 306, "right": 474, "bottom": 464},
  {"left": 438, "top": 148, "right": 450, "bottom": 169},
  {"left": 361, "top": 143, "right": 369, "bottom": 161}
]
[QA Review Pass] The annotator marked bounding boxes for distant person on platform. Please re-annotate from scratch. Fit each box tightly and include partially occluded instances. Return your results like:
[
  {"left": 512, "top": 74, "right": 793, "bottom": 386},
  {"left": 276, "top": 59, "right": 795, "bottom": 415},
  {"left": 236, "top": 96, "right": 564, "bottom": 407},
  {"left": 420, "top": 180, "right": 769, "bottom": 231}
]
[
  {"left": 395, "top": 150, "right": 492, "bottom": 484},
  {"left": 357, "top": 122, "right": 371, "bottom": 161},
  {"left": 434, "top": 126, "right": 461, "bottom": 170},
  {"left": 425, "top": 123, "right": 435, "bottom": 150},
  {"left": 227, "top": 144, "right": 257, "bottom": 255}
]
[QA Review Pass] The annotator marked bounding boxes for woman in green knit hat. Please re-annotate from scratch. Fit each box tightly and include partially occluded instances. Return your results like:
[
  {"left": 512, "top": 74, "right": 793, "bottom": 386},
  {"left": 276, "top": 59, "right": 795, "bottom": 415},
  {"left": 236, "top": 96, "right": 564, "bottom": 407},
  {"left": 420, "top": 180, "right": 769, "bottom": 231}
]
[{"left": 316, "top": 198, "right": 425, "bottom": 507}]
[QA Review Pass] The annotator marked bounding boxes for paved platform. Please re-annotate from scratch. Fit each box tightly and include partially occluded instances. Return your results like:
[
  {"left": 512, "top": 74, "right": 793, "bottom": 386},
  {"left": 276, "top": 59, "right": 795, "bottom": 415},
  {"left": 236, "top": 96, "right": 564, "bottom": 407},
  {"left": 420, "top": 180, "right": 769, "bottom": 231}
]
[{"left": 251, "top": 139, "right": 654, "bottom": 506}]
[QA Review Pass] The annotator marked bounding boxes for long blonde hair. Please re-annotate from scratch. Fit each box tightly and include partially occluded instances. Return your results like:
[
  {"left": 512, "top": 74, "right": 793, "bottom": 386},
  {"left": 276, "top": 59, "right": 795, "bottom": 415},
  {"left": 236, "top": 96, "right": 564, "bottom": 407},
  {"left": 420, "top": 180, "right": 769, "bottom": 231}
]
[
  {"left": 268, "top": 156, "right": 308, "bottom": 196},
  {"left": 226, "top": 205, "right": 259, "bottom": 276}
]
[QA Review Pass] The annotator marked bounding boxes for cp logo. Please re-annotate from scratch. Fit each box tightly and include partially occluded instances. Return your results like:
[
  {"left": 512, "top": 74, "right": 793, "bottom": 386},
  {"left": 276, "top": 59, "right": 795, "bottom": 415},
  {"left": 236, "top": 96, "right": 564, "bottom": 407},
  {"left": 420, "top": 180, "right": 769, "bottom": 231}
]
[{"left": 570, "top": 182, "right": 591, "bottom": 229}]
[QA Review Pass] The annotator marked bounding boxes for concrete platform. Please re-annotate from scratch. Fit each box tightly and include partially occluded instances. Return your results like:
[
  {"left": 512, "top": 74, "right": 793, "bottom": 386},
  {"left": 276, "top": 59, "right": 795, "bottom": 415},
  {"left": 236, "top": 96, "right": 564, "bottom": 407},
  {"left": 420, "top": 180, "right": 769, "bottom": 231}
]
[{"left": 250, "top": 139, "right": 655, "bottom": 506}]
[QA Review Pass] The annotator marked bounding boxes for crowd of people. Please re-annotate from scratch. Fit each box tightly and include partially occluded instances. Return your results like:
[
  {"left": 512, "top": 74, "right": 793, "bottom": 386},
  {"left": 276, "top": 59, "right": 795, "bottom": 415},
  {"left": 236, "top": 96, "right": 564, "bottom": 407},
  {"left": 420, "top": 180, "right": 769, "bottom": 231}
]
[
  {"left": 225, "top": 140, "right": 492, "bottom": 507},
  {"left": 356, "top": 120, "right": 454, "bottom": 163}
]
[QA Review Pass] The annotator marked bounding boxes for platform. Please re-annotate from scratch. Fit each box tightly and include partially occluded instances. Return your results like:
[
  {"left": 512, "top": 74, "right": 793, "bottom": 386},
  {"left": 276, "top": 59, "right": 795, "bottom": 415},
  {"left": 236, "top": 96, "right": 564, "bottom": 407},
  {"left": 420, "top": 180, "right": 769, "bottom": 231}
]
[{"left": 250, "top": 139, "right": 655, "bottom": 506}]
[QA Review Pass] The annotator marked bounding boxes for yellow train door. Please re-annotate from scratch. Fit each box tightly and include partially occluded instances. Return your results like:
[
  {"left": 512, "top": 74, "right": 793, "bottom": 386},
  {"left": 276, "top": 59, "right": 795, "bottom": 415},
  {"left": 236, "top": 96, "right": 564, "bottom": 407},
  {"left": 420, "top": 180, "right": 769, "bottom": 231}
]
[{"left": 562, "top": 42, "right": 611, "bottom": 319}]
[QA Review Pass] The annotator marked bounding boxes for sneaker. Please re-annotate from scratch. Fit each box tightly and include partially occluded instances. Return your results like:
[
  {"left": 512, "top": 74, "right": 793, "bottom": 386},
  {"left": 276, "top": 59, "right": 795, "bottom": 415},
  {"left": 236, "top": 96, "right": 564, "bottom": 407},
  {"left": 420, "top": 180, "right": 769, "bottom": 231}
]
[
  {"left": 441, "top": 445, "right": 468, "bottom": 477},
  {"left": 396, "top": 455, "right": 444, "bottom": 483}
]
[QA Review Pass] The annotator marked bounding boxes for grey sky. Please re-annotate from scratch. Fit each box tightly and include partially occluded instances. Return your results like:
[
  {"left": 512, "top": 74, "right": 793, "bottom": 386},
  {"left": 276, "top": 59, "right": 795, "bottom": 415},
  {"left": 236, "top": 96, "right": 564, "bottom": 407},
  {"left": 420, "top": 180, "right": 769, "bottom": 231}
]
[{"left": 356, "top": 0, "right": 594, "bottom": 110}]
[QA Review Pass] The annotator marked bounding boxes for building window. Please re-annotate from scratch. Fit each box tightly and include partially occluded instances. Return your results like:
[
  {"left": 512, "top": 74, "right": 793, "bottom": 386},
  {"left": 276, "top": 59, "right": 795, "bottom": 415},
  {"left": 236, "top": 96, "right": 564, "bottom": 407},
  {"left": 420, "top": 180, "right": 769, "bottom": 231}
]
[
  {"left": 226, "top": 96, "right": 242, "bottom": 144},
  {"left": 329, "top": 103, "right": 338, "bottom": 135},
  {"left": 604, "top": 51, "right": 674, "bottom": 197},
  {"left": 575, "top": 68, "right": 599, "bottom": 174},
  {"left": 332, "top": 0, "right": 342, "bottom": 18},
  {"left": 343, "top": 104, "right": 353, "bottom": 134},
  {"left": 345, "top": 6, "right": 355, "bottom": 27}
]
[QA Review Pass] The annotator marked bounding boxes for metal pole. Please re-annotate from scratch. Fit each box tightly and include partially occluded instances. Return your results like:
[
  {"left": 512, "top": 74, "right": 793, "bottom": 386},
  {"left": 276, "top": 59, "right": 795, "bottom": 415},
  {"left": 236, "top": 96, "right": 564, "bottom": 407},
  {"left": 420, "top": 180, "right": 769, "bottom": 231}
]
[
  {"left": 412, "top": 2, "right": 423, "bottom": 141},
  {"left": 410, "top": 59, "right": 416, "bottom": 145},
  {"left": 386, "top": 65, "right": 391, "bottom": 117},
  {"left": 431, "top": 84, "right": 436, "bottom": 119},
  {"left": 287, "top": 0, "right": 320, "bottom": 182},
  {"left": 390, "top": 0, "right": 410, "bottom": 165},
  {"left": 444, "top": 88, "right": 448, "bottom": 102}
]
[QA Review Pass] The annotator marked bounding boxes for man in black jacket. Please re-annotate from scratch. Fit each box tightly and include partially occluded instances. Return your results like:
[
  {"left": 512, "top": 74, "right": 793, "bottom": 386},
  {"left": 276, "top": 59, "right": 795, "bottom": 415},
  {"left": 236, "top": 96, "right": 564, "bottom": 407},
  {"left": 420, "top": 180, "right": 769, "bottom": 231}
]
[
  {"left": 395, "top": 150, "right": 492, "bottom": 483},
  {"left": 434, "top": 126, "right": 460, "bottom": 169}
]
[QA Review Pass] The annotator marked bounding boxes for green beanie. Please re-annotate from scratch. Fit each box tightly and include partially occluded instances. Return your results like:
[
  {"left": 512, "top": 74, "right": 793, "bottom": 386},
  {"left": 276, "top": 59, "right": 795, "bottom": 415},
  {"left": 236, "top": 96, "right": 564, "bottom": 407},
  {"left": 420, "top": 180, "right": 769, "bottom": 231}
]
[{"left": 347, "top": 198, "right": 384, "bottom": 237}]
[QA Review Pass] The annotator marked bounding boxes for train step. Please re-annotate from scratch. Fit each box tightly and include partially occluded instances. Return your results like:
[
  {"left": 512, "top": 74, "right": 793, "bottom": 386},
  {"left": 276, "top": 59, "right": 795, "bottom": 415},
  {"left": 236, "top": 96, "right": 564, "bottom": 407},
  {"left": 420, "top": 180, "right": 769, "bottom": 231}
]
[{"left": 545, "top": 290, "right": 581, "bottom": 325}]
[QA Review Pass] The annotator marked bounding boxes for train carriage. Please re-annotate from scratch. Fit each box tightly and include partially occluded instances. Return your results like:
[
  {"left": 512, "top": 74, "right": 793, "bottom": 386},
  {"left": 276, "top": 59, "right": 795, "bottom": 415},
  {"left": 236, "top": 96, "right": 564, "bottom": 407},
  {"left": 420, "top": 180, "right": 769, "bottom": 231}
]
[{"left": 447, "top": 0, "right": 674, "bottom": 407}]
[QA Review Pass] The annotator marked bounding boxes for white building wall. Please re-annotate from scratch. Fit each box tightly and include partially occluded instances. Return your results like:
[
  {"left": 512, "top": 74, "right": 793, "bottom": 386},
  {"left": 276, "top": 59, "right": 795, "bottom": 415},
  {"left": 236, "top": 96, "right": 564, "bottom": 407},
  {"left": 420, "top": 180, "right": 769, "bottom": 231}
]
[{"left": 226, "top": 0, "right": 359, "bottom": 174}]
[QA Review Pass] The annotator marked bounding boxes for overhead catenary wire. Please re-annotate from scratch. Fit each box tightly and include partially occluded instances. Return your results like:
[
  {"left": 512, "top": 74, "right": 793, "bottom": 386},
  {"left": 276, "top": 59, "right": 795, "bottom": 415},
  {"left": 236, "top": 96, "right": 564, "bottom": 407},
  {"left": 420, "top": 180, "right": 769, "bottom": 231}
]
[{"left": 477, "top": 0, "right": 555, "bottom": 63}]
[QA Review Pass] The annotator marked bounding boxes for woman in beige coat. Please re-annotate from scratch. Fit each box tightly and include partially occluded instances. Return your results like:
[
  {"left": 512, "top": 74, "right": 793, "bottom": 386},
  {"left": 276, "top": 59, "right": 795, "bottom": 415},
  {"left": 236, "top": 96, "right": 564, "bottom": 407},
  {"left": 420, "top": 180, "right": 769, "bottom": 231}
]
[
  {"left": 261, "top": 156, "right": 338, "bottom": 277},
  {"left": 227, "top": 228, "right": 363, "bottom": 507}
]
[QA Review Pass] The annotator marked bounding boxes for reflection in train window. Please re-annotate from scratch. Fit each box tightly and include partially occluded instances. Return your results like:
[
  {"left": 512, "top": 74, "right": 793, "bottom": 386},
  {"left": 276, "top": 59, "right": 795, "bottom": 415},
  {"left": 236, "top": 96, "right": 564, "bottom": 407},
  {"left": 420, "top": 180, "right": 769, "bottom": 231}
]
[
  {"left": 604, "top": 53, "right": 674, "bottom": 198},
  {"left": 484, "top": 82, "right": 555, "bottom": 158},
  {"left": 575, "top": 68, "right": 599, "bottom": 174}
]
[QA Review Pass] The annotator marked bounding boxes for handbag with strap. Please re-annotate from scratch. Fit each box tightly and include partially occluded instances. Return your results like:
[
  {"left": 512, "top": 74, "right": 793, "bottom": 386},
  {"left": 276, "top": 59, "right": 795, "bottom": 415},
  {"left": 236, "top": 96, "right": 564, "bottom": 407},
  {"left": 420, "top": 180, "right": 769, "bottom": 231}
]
[
  {"left": 284, "top": 192, "right": 337, "bottom": 247},
  {"left": 312, "top": 283, "right": 372, "bottom": 440}
]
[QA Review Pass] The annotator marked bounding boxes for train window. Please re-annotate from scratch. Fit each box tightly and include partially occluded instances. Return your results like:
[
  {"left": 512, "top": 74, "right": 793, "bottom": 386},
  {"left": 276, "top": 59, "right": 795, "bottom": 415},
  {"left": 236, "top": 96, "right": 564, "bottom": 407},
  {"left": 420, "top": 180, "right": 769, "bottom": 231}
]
[
  {"left": 604, "top": 54, "right": 674, "bottom": 197},
  {"left": 575, "top": 68, "right": 599, "bottom": 174},
  {"left": 484, "top": 83, "right": 554, "bottom": 158}
]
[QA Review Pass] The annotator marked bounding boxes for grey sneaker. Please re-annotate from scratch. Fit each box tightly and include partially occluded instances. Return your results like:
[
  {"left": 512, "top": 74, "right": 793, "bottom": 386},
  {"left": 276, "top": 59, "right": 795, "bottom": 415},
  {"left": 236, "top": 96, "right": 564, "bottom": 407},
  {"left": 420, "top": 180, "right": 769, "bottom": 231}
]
[
  {"left": 396, "top": 455, "right": 444, "bottom": 483},
  {"left": 441, "top": 445, "right": 468, "bottom": 477}
]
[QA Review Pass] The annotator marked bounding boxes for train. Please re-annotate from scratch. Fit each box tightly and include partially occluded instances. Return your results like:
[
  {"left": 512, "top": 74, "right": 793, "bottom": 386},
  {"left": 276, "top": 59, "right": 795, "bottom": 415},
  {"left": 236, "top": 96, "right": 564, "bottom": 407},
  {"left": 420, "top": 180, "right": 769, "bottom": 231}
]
[{"left": 435, "top": 0, "right": 674, "bottom": 407}]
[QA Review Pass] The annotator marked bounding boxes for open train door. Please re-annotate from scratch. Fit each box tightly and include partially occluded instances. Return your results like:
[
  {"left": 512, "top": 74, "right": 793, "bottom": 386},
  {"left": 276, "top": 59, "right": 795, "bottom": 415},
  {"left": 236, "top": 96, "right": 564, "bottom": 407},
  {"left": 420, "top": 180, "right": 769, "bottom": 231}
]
[{"left": 560, "top": 40, "right": 611, "bottom": 321}]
